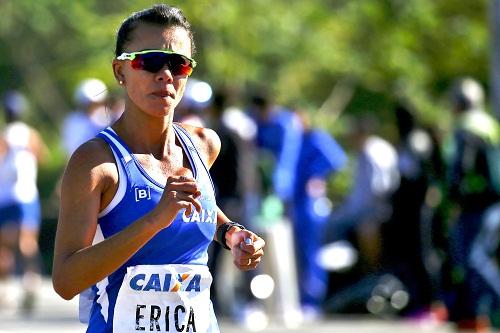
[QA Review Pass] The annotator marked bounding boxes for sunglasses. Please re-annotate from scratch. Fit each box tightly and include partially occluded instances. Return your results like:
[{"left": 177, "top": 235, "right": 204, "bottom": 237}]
[{"left": 117, "top": 50, "right": 197, "bottom": 76}]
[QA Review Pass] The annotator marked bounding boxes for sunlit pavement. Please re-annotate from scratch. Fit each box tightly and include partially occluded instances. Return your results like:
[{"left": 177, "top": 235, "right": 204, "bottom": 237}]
[{"left": 0, "top": 278, "right": 498, "bottom": 333}]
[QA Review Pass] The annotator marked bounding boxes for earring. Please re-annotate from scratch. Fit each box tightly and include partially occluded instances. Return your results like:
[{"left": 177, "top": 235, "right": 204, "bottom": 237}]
[{"left": 119, "top": 80, "right": 124, "bottom": 85}]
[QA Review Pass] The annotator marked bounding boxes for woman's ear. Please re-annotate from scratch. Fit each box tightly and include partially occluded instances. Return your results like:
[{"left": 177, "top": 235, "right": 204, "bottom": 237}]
[{"left": 112, "top": 59, "right": 125, "bottom": 85}]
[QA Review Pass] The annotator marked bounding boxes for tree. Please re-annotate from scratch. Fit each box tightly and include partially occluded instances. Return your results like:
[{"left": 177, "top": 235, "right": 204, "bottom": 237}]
[{"left": 0, "top": 0, "right": 490, "bottom": 132}]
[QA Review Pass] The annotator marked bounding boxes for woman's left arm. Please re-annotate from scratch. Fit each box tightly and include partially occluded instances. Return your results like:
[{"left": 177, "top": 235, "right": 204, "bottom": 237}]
[{"left": 187, "top": 124, "right": 265, "bottom": 270}]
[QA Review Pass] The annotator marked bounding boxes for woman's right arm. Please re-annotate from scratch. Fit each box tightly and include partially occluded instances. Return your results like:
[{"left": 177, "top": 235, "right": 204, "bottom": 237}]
[
  {"left": 52, "top": 140, "right": 160, "bottom": 299},
  {"left": 52, "top": 140, "right": 201, "bottom": 300}
]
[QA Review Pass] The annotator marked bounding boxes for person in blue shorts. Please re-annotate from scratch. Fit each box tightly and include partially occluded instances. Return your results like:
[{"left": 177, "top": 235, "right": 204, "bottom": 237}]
[
  {"left": 0, "top": 90, "right": 47, "bottom": 312},
  {"left": 293, "top": 111, "right": 346, "bottom": 316},
  {"left": 52, "top": 5, "right": 265, "bottom": 333}
]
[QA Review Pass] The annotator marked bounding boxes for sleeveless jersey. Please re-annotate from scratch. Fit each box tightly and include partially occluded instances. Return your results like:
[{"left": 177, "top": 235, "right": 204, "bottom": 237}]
[
  {"left": 85, "top": 123, "right": 219, "bottom": 333},
  {"left": 0, "top": 122, "right": 39, "bottom": 205}
]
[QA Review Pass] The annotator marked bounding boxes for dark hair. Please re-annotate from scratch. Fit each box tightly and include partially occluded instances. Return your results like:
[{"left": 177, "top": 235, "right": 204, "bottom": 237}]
[
  {"left": 395, "top": 103, "right": 416, "bottom": 138},
  {"left": 115, "top": 4, "right": 195, "bottom": 57}
]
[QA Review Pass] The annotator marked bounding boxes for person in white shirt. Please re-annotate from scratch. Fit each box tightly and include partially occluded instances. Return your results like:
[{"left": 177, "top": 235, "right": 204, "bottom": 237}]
[
  {"left": 61, "top": 78, "right": 110, "bottom": 158},
  {"left": 0, "top": 90, "right": 47, "bottom": 312}
]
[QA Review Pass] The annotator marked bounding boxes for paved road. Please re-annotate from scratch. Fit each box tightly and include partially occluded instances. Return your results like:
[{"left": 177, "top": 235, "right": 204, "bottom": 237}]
[{"left": 0, "top": 279, "right": 496, "bottom": 333}]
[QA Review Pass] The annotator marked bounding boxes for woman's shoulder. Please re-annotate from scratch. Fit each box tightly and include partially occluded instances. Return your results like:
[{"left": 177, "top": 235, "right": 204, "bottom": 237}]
[
  {"left": 63, "top": 137, "right": 117, "bottom": 190},
  {"left": 68, "top": 137, "right": 114, "bottom": 164},
  {"left": 176, "top": 122, "right": 221, "bottom": 167}
]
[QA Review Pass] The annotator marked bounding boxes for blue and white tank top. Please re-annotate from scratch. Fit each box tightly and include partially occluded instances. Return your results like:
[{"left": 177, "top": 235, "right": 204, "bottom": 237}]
[
  {"left": 85, "top": 123, "right": 219, "bottom": 333},
  {"left": 0, "top": 122, "right": 39, "bottom": 205}
]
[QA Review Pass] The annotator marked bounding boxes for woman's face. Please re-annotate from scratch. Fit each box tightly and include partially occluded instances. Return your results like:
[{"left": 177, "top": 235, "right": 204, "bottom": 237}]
[{"left": 116, "top": 24, "right": 193, "bottom": 117}]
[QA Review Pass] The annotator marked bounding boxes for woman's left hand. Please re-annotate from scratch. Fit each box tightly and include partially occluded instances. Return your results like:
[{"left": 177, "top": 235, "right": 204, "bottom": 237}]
[{"left": 228, "top": 229, "right": 265, "bottom": 271}]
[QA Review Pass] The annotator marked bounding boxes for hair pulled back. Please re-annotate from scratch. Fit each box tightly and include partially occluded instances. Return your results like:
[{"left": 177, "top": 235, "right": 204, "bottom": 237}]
[{"left": 115, "top": 4, "right": 195, "bottom": 57}]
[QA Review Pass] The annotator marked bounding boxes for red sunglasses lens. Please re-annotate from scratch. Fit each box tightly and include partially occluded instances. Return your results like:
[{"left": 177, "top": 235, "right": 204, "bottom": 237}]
[{"left": 130, "top": 53, "right": 193, "bottom": 76}]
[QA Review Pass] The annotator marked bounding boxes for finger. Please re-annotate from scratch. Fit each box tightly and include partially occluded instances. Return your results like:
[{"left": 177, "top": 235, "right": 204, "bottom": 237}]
[
  {"left": 238, "top": 253, "right": 263, "bottom": 266},
  {"left": 239, "top": 237, "right": 253, "bottom": 247},
  {"left": 235, "top": 248, "right": 263, "bottom": 264},
  {"left": 239, "top": 237, "right": 265, "bottom": 253},
  {"left": 235, "top": 247, "right": 264, "bottom": 260},
  {"left": 189, "top": 196, "right": 202, "bottom": 213},
  {"left": 174, "top": 192, "right": 201, "bottom": 205},
  {"left": 166, "top": 176, "right": 199, "bottom": 191},
  {"left": 165, "top": 190, "right": 199, "bottom": 210},
  {"left": 251, "top": 237, "right": 266, "bottom": 250},
  {"left": 167, "top": 182, "right": 200, "bottom": 194},
  {"left": 248, "top": 257, "right": 262, "bottom": 269},
  {"left": 181, "top": 202, "right": 202, "bottom": 216},
  {"left": 178, "top": 175, "right": 198, "bottom": 183},
  {"left": 168, "top": 175, "right": 196, "bottom": 183},
  {"left": 238, "top": 259, "right": 261, "bottom": 271},
  {"left": 183, "top": 205, "right": 192, "bottom": 218},
  {"left": 234, "top": 257, "right": 252, "bottom": 267},
  {"left": 239, "top": 237, "right": 253, "bottom": 251},
  {"left": 236, "top": 257, "right": 252, "bottom": 266},
  {"left": 167, "top": 176, "right": 183, "bottom": 185},
  {"left": 249, "top": 249, "right": 264, "bottom": 260}
]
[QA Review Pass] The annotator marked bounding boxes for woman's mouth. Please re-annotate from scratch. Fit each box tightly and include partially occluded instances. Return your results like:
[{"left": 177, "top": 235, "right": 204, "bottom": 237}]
[{"left": 153, "top": 90, "right": 174, "bottom": 99}]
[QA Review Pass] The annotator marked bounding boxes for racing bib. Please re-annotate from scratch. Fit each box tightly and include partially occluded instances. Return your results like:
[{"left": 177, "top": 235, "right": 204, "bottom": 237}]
[{"left": 113, "top": 264, "right": 213, "bottom": 333}]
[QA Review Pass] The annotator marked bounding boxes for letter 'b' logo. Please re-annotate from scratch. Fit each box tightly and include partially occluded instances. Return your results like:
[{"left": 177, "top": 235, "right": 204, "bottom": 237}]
[{"left": 135, "top": 187, "right": 151, "bottom": 202}]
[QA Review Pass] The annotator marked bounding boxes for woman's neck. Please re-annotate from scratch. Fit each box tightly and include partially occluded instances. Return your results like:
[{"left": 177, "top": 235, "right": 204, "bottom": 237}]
[{"left": 112, "top": 109, "right": 177, "bottom": 158}]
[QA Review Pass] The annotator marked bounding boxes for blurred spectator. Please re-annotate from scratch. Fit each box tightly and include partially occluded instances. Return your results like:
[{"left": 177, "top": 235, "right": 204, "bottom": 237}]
[
  {"left": 0, "top": 90, "right": 47, "bottom": 312},
  {"left": 469, "top": 203, "right": 500, "bottom": 328},
  {"left": 444, "top": 77, "right": 500, "bottom": 331},
  {"left": 61, "top": 78, "right": 109, "bottom": 157},
  {"left": 322, "top": 114, "right": 400, "bottom": 315},
  {"left": 322, "top": 114, "right": 407, "bottom": 315},
  {"left": 292, "top": 110, "right": 346, "bottom": 317},
  {"left": 385, "top": 103, "right": 449, "bottom": 322},
  {"left": 325, "top": 115, "right": 400, "bottom": 270},
  {"left": 174, "top": 78, "right": 212, "bottom": 127},
  {"left": 245, "top": 90, "right": 304, "bottom": 326},
  {"left": 105, "top": 90, "right": 125, "bottom": 124},
  {"left": 248, "top": 90, "right": 303, "bottom": 207}
]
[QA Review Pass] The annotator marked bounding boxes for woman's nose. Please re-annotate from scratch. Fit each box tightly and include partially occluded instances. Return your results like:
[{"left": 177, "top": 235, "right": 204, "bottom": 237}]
[{"left": 155, "top": 65, "right": 174, "bottom": 82}]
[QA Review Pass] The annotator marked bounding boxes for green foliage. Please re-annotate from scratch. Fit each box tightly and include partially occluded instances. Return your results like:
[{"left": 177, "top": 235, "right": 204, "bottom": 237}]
[
  {"left": 0, "top": 0, "right": 489, "bottom": 122},
  {"left": 0, "top": 0, "right": 491, "bottom": 203}
]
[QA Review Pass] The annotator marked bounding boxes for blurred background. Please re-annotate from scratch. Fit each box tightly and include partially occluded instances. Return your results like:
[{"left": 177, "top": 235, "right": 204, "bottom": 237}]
[{"left": 0, "top": 0, "right": 499, "bottom": 332}]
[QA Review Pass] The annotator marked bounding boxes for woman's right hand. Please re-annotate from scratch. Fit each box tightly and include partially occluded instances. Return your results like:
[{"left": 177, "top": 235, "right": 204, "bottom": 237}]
[{"left": 150, "top": 175, "right": 202, "bottom": 229}]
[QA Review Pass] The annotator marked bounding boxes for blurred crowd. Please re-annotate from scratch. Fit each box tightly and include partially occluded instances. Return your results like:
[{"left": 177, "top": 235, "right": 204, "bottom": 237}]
[{"left": 0, "top": 76, "right": 499, "bottom": 332}]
